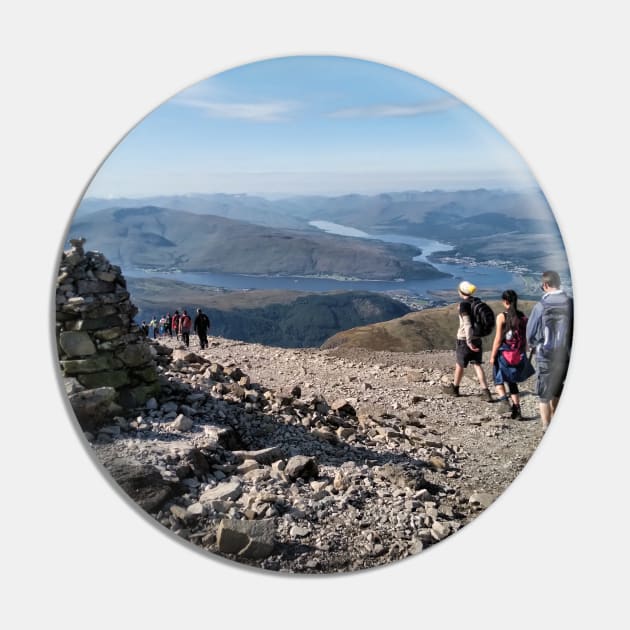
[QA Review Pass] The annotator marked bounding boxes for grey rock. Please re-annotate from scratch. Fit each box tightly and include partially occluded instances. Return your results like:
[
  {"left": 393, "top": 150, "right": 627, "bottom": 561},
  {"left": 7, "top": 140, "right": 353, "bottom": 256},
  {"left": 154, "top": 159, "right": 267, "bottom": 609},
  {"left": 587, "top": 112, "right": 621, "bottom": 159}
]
[
  {"left": 64, "top": 377, "right": 85, "bottom": 395},
  {"left": 217, "top": 518, "right": 275, "bottom": 559},
  {"left": 171, "top": 414, "right": 193, "bottom": 432},
  {"left": 68, "top": 386, "right": 123, "bottom": 431},
  {"left": 431, "top": 521, "right": 451, "bottom": 541},
  {"left": 290, "top": 525, "right": 310, "bottom": 537},
  {"left": 105, "top": 457, "right": 177, "bottom": 512},
  {"left": 232, "top": 446, "right": 283, "bottom": 465},
  {"left": 200, "top": 481, "right": 243, "bottom": 503},
  {"left": 285, "top": 455, "right": 319, "bottom": 481},
  {"left": 59, "top": 331, "right": 96, "bottom": 357},
  {"left": 331, "top": 399, "right": 356, "bottom": 415}
]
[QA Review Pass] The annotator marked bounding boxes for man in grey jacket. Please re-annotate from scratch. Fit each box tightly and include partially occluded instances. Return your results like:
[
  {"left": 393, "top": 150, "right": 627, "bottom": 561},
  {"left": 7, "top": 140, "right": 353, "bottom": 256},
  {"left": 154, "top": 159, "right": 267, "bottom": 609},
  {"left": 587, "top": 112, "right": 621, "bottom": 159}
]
[{"left": 526, "top": 270, "right": 573, "bottom": 430}]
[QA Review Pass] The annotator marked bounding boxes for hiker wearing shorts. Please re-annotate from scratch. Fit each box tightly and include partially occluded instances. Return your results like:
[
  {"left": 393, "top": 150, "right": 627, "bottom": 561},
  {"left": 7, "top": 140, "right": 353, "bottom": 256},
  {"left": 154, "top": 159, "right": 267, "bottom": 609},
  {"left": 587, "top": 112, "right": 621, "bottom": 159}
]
[
  {"left": 442, "top": 281, "right": 493, "bottom": 402},
  {"left": 526, "top": 270, "right": 573, "bottom": 430}
]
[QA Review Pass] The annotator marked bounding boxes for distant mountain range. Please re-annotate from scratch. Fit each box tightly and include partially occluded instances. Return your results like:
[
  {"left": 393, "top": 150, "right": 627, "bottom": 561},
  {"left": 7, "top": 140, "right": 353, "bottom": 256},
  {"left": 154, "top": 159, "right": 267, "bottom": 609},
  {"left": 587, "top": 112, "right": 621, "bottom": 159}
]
[
  {"left": 77, "top": 188, "right": 554, "bottom": 230},
  {"left": 76, "top": 193, "right": 306, "bottom": 230},
  {"left": 74, "top": 188, "right": 569, "bottom": 275},
  {"left": 68, "top": 206, "right": 446, "bottom": 281}
]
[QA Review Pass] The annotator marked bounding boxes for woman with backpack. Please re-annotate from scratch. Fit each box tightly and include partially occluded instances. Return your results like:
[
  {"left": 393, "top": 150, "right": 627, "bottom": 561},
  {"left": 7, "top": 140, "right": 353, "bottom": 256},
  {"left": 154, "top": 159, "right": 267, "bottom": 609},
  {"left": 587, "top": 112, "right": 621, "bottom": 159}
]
[{"left": 490, "top": 289, "right": 535, "bottom": 419}]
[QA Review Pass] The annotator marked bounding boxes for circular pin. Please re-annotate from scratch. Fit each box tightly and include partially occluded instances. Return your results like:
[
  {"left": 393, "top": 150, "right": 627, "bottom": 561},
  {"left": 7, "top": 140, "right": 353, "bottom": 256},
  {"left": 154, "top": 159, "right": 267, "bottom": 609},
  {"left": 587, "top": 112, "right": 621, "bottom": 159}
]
[{"left": 56, "top": 55, "right": 572, "bottom": 573}]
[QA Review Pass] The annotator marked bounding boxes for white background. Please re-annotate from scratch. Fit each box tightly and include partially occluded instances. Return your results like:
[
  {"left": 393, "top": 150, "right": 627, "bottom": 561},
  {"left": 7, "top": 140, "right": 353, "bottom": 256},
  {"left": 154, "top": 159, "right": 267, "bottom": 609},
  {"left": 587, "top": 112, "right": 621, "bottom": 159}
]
[{"left": 2, "top": 1, "right": 627, "bottom": 628}]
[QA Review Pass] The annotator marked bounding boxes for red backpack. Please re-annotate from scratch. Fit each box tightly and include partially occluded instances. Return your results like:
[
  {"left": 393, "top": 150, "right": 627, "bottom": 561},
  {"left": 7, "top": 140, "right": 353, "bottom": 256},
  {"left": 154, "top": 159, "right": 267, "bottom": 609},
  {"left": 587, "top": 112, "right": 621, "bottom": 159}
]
[{"left": 501, "top": 315, "right": 527, "bottom": 366}]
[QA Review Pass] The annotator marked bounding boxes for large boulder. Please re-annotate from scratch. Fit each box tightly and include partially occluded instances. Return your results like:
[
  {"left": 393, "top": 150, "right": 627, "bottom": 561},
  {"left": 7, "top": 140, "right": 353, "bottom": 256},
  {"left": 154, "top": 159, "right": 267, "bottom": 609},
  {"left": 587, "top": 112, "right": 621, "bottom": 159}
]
[
  {"left": 67, "top": 386, "right": 123, "bottom": 431},
  {"left": 285, "top": 455, "right": 319, "bottom": 481},
  {"left": 216, "top": 518, "right": 275, "bottom": 560}
]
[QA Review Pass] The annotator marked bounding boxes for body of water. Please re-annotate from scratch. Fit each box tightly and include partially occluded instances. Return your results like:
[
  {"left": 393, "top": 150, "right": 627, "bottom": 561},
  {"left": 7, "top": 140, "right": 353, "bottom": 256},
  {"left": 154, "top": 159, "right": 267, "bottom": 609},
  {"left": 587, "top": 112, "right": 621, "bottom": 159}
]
[{"left": 126, "top": 221, "right": 527, "bottom": 297}]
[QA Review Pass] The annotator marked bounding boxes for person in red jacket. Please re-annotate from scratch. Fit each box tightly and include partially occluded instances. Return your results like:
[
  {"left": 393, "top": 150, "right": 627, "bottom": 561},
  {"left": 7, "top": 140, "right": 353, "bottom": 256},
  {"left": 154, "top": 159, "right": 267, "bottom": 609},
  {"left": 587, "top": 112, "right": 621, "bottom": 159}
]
[
  {"left": 171, "top": 311, "right": 180, "bottom": 340},
  {"left": 179, "top": 310, "right": 192, "bottom": 347}
]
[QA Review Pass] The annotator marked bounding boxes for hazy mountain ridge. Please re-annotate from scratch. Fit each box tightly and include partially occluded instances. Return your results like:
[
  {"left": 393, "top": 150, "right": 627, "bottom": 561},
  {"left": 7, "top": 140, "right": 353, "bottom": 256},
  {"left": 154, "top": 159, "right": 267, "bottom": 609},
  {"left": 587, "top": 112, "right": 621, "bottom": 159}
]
[
  {"left": 69, "top": 206, "right": 446, "bottom": 282},
  {"left": 78, "top": 188, "right": 551, "bottom": 229},
  {"left": 75, "top": 188, "right": 567, "bottom": 275},
  {"left": 76, "top": 193, "right": 306, "bottom": 229}
]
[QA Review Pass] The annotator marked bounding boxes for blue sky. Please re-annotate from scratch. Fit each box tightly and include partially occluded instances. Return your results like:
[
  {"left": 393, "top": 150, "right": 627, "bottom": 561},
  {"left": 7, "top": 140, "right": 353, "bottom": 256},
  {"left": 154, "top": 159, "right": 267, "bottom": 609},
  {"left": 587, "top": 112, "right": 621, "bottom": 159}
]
[{"left": 85, "top": 56, "right": 538, "bottom": 198}]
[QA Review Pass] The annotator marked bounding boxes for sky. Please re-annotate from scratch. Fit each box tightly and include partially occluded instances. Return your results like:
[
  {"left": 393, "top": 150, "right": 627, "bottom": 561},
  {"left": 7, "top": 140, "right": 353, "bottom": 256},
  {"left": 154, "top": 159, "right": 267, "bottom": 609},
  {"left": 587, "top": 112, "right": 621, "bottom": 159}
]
[{"left": 85, "top": 56, "right": 539, "bottom": 198}]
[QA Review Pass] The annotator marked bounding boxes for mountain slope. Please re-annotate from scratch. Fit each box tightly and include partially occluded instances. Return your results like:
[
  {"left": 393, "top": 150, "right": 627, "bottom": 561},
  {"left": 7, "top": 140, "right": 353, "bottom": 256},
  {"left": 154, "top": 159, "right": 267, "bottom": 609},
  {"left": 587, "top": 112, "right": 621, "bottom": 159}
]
[
  {"left": 68, "top": 206, "right": 447, "bottom": 281},
  {"left": 126, "top": 277, "right": 412, "bottom": 347},
  {"left": 321, "top": 300, "right": 538, "bottom": 352}
]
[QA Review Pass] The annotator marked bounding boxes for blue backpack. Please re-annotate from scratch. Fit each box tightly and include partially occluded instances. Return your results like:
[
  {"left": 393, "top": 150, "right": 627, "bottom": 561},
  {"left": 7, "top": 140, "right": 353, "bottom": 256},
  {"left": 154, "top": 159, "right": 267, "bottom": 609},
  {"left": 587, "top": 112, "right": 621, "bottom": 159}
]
[{"left": 540, "top": 296, "right": 573, "bottom": 360}]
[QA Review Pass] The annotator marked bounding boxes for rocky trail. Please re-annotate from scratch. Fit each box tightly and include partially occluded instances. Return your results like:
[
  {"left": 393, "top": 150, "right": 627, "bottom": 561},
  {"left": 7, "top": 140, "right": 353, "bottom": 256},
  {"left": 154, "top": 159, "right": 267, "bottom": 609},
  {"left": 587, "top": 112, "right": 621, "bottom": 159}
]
[{"left": 88, "top": 333, "right": 545, "bottom": 574}]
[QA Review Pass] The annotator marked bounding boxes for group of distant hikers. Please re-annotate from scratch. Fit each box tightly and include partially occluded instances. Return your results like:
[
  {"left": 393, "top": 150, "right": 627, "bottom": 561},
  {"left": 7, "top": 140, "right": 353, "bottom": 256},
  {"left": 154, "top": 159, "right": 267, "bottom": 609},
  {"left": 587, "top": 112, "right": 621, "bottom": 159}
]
[
  {"left": 141, "top": 308, "right": 211, "bottom": 349},
  {"left": 442, "top": 270, "right": 573, "bottom": 431}
]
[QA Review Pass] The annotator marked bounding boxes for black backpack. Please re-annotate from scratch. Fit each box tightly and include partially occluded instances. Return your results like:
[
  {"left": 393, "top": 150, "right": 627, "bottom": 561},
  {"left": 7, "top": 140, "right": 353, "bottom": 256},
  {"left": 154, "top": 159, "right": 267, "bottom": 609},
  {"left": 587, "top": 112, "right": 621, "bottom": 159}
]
[
  {"left": 540, "top": 296, "right": 573, "bottom": 360},
  {"left": 471, "top": 297, "right": 495, "bottom": 337}
]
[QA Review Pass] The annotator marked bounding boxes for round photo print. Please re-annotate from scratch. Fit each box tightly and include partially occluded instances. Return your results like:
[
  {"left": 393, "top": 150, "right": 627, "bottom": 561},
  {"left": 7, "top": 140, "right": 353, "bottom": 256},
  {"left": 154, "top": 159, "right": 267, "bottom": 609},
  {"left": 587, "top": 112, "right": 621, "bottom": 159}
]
[{"left": 55, "top": 55, "right": 573, "bottom": 573}]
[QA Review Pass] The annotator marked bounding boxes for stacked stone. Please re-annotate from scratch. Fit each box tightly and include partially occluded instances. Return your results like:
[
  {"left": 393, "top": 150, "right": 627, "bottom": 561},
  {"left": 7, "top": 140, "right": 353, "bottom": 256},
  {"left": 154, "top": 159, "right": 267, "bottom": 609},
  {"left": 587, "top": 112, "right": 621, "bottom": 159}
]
[{"left": 56, "top": 238, "right": 160, "bottom": 430}]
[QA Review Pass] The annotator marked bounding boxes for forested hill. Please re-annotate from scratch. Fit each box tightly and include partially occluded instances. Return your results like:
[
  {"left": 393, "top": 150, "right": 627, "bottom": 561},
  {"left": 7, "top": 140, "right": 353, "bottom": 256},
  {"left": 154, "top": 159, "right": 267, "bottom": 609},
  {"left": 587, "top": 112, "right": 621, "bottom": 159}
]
[{"left": 127, "top": 277, "right": 411, "bottom": 348}]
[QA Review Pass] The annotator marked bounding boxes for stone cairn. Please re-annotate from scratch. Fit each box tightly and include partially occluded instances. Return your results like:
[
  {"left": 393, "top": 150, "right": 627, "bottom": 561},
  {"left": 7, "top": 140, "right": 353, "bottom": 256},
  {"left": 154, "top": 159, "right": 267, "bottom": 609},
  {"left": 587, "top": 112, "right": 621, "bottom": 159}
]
[{"left": 56, "top": 238, "right": 160, "bottom": 431}]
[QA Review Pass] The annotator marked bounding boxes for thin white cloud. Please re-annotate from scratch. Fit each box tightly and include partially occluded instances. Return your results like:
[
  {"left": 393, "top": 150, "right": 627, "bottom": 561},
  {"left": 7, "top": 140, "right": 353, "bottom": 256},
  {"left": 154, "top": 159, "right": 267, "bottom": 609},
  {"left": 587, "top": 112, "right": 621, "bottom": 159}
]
[
  {"left": 329, "top": 97, "right": 460, "bottom": 119},
  {"left": 175, "top": 98, "right": 298, "bottom": 122}
]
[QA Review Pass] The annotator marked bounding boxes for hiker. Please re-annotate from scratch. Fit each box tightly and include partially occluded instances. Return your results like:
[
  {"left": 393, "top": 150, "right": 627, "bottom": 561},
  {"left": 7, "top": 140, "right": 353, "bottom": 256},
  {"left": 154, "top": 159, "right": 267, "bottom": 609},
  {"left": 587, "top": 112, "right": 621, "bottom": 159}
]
[
  {"left": 140, "top": 320, "right": 149, "bottom": 337},
  {"left": 179, "top": 309, "right": 192, "bottom": 347},
  {"left": 171, "top": 310, "right": 180, "bottom": 340},
  {"left": 489, "top": 289, "right": 536, "bottom": 420},
  {"left": 442, "top": 281, "right": 493, "bottom": 402},
  {"left": 193, "top": 307, "right": 211, "bottom": 349},
  {"left": 158, "top": 315, "right": 167, "bottom": 337},
  {"left": 165, "top": 312, "right": 172, "bottom": 337},
  {"left": 149, "top": 316, "right": 158, "bottom": 339},
  {"left": 526, "top": 270, "right": 573, "bottom": 430}
]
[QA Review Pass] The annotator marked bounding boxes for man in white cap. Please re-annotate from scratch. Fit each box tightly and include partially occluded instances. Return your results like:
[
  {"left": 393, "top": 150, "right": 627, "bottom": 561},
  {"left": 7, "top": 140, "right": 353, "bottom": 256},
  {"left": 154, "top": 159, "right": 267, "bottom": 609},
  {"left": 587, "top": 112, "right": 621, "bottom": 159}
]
[{"left": 442, "top": 280, "right": 493, "bottom": 402}]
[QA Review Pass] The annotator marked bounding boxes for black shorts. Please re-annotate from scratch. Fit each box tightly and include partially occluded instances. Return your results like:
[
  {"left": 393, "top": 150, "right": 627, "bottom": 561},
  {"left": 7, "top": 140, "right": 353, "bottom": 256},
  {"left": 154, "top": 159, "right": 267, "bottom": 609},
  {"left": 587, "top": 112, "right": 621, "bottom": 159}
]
[
  {"left": 536, "top": 358, "right": 569, "bottom": 402},
  {"left": 456, "top": 339, "right": 483, "bottom": 367}
]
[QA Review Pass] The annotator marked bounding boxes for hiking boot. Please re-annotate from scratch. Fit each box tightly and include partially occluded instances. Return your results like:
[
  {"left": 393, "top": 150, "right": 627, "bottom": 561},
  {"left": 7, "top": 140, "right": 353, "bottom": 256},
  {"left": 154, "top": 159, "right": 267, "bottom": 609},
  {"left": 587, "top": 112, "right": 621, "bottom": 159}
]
[
  {"left": 481, "top": 388, "right": 493, "bottom": 403},
  {"left": 496, "top": 396, "right": 512, "bottom": 413},
  {"left": 511, "top": 404, "right": 522, "bottom": 420},
  {"left": 442, "top": 383, "right": 460, "bottom": 397}
]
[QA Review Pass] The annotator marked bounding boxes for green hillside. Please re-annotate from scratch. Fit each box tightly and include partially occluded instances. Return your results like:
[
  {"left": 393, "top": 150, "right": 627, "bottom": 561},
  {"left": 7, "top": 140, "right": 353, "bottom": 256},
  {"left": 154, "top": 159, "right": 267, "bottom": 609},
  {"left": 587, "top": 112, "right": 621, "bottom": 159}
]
[{"left": 321, "top": 300, "right": 538, "bottom": 352}]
